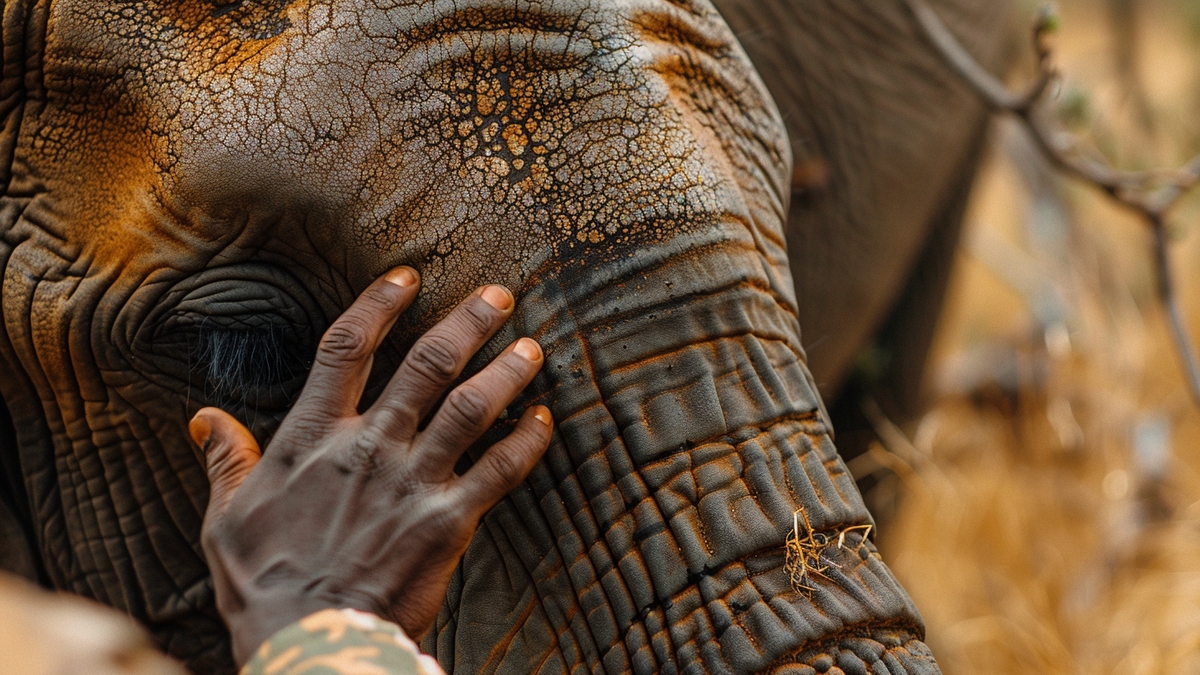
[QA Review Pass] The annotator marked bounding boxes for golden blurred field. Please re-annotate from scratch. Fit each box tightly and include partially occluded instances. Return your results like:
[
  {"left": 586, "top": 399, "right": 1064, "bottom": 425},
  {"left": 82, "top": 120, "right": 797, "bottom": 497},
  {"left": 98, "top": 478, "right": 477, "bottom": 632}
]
[{"left": 865, "top": 1, "right": 1200, "bottom": 672}]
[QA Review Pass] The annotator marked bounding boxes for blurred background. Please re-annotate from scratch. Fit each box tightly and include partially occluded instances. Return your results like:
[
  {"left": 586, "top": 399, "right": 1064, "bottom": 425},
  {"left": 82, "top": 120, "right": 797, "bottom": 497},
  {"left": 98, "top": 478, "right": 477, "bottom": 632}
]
[{"left": 862, "top": 0, "right": 1200, "bottom": 672}]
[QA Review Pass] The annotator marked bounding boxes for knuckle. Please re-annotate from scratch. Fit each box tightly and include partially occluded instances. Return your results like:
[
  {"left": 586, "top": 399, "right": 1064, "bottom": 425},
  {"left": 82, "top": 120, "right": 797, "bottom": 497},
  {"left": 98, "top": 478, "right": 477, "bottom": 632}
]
[
  {"left": 317, "top": 319, "right": 373, "bottom": 363},
  {"left": 482, "top": 449, "right": 523, "bottom": 493},
  {"left": 511, "top": 428, "right": 545, "bottom": 464},
  {"left": 360, "top": 285, "right": 401, "bottom": 312},
  {"left": 406, "top": 334, "right": 462, "bottom": 384},
  {"left": 344, "top": 427, "right": 386, "bottom": 472},
  {"left": 443, "top": 385, "right": 493, "bottom": 428},
  {"left": 457, "top": 300, "right": 498, "bottom": 335},
  {"left": 495, "top": 356, "right": 532, "bottom": 384}
]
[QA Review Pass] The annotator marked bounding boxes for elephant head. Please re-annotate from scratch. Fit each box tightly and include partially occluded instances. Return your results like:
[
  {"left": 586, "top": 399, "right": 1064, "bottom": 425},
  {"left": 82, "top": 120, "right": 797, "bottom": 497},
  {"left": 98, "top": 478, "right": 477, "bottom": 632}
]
[{"left": 0, "top": 0, "right": 1006, "bottom": 672}]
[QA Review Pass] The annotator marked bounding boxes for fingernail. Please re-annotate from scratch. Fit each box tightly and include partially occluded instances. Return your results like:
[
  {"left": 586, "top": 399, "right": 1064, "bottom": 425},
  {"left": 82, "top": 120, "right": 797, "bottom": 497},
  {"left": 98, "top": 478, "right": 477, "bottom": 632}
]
[
  {"left": 533, "top": 406, "right": 552, "bottom": 426},
  {"left": 188, "top": 415, "right": 212, "bottom": 449},
  {"left": 513, "top": 337, "right": 542, "bottom": 362},
  {"left": 481, "top": 285, "right": 513, "bottom": 311},
  {"left": 385, "top": 267, "right": 418, "bottom": 287}
]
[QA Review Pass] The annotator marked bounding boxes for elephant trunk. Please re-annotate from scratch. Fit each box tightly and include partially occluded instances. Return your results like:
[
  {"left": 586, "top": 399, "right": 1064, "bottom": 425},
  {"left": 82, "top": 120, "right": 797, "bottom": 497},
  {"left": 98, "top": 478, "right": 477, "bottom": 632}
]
[{"left": 428, "top": 228, "right": 940, "bottom": 674}]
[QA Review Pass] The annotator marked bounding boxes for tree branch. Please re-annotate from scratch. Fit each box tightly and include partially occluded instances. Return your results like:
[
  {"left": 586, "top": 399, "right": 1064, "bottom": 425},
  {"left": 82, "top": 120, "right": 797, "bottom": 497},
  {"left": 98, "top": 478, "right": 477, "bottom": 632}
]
[
  {"left": 901, "top": 0, "right": 1200, "bottom": 406},
  {"left": 905, "top": 0, "right": 1053, "bottom": 112}
]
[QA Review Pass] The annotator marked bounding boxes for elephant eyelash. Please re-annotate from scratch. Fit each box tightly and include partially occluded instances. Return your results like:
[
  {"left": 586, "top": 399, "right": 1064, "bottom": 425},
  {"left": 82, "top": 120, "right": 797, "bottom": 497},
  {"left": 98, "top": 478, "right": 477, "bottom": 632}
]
[
  {"left": 188, "top": 324, "right": 302, "bottom": 420},
  {"left": 785, "top": 509, "right": 873, "bottom": 596}
]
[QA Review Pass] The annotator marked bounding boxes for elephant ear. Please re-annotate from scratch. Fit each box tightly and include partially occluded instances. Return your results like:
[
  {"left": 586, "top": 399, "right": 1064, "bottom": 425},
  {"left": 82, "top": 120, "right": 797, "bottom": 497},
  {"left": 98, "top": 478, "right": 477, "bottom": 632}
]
[{"left": 0, "top": 0, "right": 46, "bottom": 583}]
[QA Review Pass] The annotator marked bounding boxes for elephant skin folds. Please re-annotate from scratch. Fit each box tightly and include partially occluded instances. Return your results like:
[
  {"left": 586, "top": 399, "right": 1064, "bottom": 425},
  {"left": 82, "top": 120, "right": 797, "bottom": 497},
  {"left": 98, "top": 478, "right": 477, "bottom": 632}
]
[
  {"left": 0, "top": 0, "right": 943, "bottom": 673},
  {"left": 435, "top": 232, "right": 938, "bottom": 674}
]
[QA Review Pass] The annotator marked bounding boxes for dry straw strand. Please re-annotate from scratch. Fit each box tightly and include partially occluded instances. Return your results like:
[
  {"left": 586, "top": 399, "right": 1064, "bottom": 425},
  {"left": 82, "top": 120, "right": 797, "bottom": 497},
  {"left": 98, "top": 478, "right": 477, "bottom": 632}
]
[{"left": 785, "top": 509, "right": 873, "bottom": 595}]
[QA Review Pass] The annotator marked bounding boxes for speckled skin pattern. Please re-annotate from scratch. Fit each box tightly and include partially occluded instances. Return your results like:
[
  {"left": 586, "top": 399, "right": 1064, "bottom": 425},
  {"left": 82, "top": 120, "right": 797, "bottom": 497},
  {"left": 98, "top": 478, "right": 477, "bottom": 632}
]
[{"left": 0, "top": 1, "right": 996, "bottom": 673}]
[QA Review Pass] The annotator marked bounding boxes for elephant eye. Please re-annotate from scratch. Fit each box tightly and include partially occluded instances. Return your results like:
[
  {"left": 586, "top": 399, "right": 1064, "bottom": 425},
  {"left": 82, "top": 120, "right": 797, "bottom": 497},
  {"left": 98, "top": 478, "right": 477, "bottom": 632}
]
[{"left": 134, "top": 264, "right": 324, "bottom": 422}]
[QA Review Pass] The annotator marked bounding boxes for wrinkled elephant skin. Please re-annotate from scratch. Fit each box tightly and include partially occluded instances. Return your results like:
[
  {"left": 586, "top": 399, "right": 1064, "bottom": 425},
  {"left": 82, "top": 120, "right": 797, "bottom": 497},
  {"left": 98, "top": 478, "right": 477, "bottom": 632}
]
[{"left": 0, "top": 1, "right": 1002, "bottom": 673}]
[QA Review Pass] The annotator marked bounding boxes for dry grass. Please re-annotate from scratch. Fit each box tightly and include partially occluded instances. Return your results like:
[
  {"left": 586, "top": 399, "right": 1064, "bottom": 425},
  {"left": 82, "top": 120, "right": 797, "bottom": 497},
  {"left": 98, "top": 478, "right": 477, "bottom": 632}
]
[{"left": 866, "top": 1, "right": 1200, "bottom": 672}]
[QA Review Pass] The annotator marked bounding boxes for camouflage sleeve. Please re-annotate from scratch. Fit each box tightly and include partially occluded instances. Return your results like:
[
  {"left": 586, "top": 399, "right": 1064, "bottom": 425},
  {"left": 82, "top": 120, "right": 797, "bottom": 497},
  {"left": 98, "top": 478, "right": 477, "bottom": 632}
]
[{"left": 241, "top": 608, "right": 445, "bottom": 675}]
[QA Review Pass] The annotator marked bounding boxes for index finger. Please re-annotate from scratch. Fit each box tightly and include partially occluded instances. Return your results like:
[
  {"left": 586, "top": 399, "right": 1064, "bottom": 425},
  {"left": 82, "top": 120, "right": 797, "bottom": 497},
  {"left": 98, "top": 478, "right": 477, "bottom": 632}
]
[{"left": 292, "top": 267, "right": 420, "bottom": 418}]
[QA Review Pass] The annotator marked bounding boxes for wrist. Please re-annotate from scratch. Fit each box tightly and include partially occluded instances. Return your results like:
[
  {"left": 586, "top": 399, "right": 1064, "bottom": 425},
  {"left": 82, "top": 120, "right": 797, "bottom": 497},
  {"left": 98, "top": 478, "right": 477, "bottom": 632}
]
[
  {"left": 236, "top": 607, "right": 445, "bottom": 675},
  {"left": 224, "top": 591, "right": 380, "bottom": 666}
]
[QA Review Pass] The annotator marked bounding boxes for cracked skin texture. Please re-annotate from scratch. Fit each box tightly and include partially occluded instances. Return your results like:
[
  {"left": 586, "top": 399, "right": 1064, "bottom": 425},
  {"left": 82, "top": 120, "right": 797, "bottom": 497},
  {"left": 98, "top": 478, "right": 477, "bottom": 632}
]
[{"left": 0, "top": 0, "right": 974, "bottom": 672}]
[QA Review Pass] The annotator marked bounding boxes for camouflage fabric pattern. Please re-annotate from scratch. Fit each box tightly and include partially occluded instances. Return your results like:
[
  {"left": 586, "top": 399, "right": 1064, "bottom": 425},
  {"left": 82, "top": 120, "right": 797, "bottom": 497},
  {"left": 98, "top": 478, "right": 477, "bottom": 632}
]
[{"left": 242, "top": 609, "right": 445, "bottom": 675}]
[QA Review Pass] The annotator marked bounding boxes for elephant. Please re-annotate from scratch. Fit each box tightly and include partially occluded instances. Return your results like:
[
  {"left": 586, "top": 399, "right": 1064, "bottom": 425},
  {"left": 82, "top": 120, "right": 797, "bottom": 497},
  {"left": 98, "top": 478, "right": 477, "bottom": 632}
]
[{"left": 0, "top": 0, "right": 1011, "bottom": 673}]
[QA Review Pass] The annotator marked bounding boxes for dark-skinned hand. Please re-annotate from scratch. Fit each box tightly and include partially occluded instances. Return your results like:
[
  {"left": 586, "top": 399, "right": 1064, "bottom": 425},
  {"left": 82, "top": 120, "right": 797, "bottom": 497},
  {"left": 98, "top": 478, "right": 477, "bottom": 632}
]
[{"left": 188, "top": 267, "right": 552, "bottom": 666}]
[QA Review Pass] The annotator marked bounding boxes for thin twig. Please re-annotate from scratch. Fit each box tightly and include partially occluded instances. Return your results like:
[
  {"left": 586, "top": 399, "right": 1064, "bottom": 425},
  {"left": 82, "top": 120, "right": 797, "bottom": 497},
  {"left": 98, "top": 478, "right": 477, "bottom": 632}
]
[
  {"left": 902, "top": 0, "right": 1200, "bottom": 406},
  {"left": 904, "top": 0, "right": 1052, "bottom": 111},
  {"left": 1154, "top": 219, "right": 1200, "bottom": 394}
]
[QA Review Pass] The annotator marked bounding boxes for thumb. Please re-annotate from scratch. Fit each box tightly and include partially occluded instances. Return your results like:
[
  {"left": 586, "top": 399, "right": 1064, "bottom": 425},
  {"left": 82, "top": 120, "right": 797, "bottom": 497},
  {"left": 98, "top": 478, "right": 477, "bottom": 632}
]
[{"left": 190, "top": 407, "right": 261, "bottom": 520}]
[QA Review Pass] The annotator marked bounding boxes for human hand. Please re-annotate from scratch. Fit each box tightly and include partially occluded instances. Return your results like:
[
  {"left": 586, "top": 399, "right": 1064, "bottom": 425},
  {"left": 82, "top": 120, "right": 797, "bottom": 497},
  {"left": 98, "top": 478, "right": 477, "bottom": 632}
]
[{"left": 188, "top": 268, "right": 552, "bottom": 666}]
